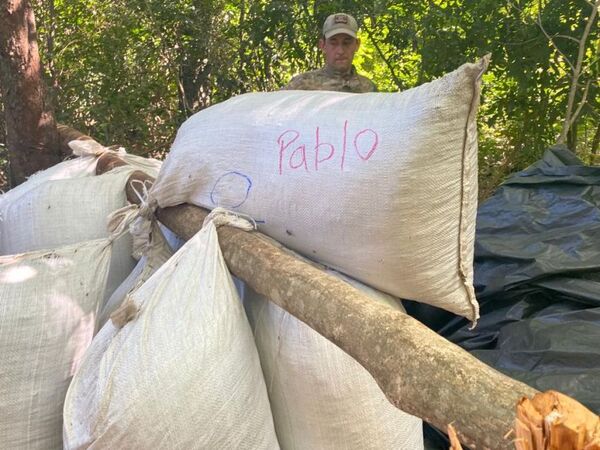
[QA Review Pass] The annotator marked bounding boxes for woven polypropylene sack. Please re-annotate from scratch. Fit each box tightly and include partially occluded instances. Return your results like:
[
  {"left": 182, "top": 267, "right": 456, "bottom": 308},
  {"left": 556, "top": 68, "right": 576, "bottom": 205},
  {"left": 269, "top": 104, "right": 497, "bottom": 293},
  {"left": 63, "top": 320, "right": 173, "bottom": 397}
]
[
  {"left": 0, "top": 167, "right": 137, "bottom": 301},
  {"left": 151, "top": 58, "right": 488, "bottom": 321},
  {"left": 0, "top": 238, "right": 112, "bottom": 449},
  {"left": 63, "top": 222, "right": 280, "bottom": 449},
  {"left": 243, "top": 272, "right": 424, "bottom": 450},
  {"left": 0, "top": 145, "right": 161, "bottom": 219},
  {"left": 0, "top": 156, "right": 98, "bottom": 217}
]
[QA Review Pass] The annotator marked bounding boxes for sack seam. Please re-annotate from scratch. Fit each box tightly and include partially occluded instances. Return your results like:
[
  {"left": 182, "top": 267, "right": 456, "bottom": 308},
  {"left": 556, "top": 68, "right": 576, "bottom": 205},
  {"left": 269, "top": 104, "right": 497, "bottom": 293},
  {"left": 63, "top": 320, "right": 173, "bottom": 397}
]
[{"left": 458, "top": 56, "right": 490, "bottom": 324}]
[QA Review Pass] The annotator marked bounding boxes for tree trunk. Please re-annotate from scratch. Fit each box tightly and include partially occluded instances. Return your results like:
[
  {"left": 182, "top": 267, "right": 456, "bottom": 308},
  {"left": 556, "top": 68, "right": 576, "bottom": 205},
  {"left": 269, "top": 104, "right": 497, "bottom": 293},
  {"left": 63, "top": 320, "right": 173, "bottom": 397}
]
[
  {"left": 567, "top": 122, "right": 577, "bottom": 154},
  {"left": 0, "top": 0, "right": 61, "bottom": 187},
  {"left": 555, "top": 0, "right": 599, "bottom": 145},
  {"left": 591, "top": 121, "right": 600, "bottom": 157}
]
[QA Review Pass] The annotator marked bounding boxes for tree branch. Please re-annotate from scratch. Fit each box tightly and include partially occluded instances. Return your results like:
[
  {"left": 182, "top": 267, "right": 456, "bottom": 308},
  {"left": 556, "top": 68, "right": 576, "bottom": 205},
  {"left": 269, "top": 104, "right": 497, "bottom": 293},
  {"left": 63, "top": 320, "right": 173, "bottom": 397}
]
[
  {"left": 537, "top": 1, "right": 576, "bottom": 73},
  {"left": 567, "top": 79, "right": 591, "bottom": 131},
  {"left": 558, "top": 0, "right": 599, "bottom": 144},
  {"left": 362, "top": 20, "right": 405, "bottom": 91},
  {"left": 554, "top": 34, "right": 582, "bottom": 43}
]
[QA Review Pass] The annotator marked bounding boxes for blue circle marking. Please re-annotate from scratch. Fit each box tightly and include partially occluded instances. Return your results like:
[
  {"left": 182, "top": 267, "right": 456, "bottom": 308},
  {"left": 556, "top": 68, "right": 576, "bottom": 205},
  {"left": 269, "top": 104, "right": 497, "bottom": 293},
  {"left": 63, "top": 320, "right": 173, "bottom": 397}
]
[{"left": 210, "top": 171, "right": 253, "bottom": 209}]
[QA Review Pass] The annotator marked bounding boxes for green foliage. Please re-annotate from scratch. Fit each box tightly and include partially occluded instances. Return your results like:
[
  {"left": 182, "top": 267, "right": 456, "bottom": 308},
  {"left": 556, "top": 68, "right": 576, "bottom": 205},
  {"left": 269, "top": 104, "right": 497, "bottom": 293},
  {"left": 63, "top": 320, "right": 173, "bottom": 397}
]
[{"left": 21, "top": 0, "right": 600, "bottom": 194}]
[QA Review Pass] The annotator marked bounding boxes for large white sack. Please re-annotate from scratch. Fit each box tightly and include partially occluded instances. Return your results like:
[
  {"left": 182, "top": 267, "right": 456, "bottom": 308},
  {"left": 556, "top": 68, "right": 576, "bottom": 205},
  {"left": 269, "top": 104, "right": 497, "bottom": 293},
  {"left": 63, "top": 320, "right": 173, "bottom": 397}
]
[
  {"left": 243, "top": 273, "right": 424, "bottom": 450},
  {"left": 0, "top": 238, "right": 112, "bottom": 449},
  {"left": 0, "top": 141, "right": 161, "bottom": 216},
  {"left": 0, "top": 166, "right": 137, "bottom": 300},
  {"left": 63, "top": 220, "right": 280, "bottom": 449},
  {"left": 0, "top": 155, "right": 98, "bottom": 213},
  {"left": 150, "top": 58, "right": 489, "bottom": 321}
]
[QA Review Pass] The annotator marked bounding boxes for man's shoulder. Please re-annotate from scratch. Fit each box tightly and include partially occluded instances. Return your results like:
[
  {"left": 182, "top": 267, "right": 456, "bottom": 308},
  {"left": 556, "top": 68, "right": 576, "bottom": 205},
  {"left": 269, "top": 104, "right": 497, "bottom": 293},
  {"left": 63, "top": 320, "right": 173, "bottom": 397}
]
[
  {"left": 355, "top": 73, "right": 378, "bottom": 92},
  {"left": 282, "top": 69, "right": 330, "bottom": 90},
  {"left": 282, "top": 67, "right": 377, "bottom": 93}
]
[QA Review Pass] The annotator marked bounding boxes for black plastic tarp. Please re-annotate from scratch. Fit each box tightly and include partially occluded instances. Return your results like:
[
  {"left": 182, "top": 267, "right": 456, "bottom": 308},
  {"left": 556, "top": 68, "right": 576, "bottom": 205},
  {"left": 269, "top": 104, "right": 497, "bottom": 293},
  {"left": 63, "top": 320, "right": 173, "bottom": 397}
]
[
  {"left": 473, "top": 146, "right": 600, "bottom": 299},
  {"left": 414, "top": 146, "right": 600, "bottom": 449}
]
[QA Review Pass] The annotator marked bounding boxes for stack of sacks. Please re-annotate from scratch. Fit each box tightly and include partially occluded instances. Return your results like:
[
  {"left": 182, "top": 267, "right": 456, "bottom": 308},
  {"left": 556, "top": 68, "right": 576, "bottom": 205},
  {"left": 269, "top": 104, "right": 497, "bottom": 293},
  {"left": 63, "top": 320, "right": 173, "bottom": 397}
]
[
  {"left": 0, "top": 238, "right": 113, "bottom": 449},
  {"left": 0, "top": 141, "right": 163, "bottom": 301},
  {"left": 0, "top": 166, "right": 138, "bottom": 301},
  {"left": 63, "top": 217, "right": 279, "bottom": 449},
  {"left": 149, "top": 57, "right": 489, "bottom": 323},
  {"left": 243, "top": 272, "right": 425, "bottom": 449},
  {"left": 0, "top": 139, "right": 161, "bottom": 212},
  {"left": 140, "top": 57, "right": 489, "bottom": 445},
  {"left": 0, "top": 141, "right": 163, "bottom": 448}
]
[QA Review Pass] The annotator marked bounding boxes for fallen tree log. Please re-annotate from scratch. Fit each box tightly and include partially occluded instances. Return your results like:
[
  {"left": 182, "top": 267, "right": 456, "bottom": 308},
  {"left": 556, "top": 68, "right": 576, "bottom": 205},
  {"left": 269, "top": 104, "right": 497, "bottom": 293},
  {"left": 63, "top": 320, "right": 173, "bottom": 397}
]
[{"left": 94, "top": 154, "right": 534, "bottom": 449}]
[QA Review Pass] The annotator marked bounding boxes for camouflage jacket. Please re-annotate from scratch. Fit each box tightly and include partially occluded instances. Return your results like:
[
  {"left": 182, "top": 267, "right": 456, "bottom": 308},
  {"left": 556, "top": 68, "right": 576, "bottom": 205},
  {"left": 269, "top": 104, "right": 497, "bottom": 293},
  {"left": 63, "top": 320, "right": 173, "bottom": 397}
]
[{"left": 282, "top": 65, "right": 377, "bottom": 93}]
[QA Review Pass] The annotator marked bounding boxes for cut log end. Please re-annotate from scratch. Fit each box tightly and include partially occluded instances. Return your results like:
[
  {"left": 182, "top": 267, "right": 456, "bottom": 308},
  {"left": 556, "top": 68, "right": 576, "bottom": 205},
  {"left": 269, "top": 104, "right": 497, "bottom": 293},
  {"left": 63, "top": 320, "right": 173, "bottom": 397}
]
[{"left": 515, "top": 390, "right": 600, "bottom": 450}]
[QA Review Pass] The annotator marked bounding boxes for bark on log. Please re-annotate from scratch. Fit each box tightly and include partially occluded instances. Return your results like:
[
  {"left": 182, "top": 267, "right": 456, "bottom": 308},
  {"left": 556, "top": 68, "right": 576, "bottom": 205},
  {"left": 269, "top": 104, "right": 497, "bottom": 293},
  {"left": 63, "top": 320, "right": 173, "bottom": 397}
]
[{"left": 56, "top": 123, "right": 93, "bottom": 154}]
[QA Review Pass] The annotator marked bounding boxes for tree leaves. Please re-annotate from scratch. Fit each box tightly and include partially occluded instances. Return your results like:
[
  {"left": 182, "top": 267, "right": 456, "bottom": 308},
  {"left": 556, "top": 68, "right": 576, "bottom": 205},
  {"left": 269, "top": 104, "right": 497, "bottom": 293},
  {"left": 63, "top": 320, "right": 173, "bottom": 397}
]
[{"left": 27, "top": 0, "right": 599, "bottom": 186}]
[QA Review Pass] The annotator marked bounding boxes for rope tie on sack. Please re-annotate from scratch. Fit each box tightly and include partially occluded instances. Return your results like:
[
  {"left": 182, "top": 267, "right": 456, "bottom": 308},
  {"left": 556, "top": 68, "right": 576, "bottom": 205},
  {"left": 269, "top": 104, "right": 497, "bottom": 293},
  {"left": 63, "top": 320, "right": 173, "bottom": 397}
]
[
  {"left": 127, "top": 179, "right": 158, "bottom": 258},
  {"left": 202, "top": 207, "right": 257, "bottom": 231},
  {"left": 107, "top": 179, "right": 158, "bottom": 258},
  {"left": 108, "top": 180, "right": 175, "bottom": 329},
  {"left": 109, "top": 206, "right": 256, "bottom": 329},
  {"left": 129, "top": 178, "right": 156, "bottom": 221}
]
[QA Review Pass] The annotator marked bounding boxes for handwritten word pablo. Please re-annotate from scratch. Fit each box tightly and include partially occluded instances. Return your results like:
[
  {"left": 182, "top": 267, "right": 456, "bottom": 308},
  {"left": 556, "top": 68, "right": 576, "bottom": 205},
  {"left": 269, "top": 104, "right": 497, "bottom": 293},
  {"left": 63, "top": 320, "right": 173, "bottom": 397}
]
[{"left": 276, "top": 120, "right": 379, "bottom": 174}]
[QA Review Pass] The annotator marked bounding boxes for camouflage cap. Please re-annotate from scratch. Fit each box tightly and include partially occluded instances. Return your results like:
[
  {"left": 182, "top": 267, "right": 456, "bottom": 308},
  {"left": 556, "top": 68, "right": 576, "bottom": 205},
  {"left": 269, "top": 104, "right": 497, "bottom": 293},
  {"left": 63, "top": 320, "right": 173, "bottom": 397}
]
[{"left": 322, "top": 13, "right": 358, "bottom": 39}]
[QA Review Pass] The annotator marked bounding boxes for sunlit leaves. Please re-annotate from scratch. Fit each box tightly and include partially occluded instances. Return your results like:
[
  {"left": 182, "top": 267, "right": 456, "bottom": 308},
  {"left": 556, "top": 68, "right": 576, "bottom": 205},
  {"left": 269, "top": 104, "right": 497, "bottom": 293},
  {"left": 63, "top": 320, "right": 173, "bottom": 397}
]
[{"left": 26, "top": 0, "right": 599, "bottom": 189}]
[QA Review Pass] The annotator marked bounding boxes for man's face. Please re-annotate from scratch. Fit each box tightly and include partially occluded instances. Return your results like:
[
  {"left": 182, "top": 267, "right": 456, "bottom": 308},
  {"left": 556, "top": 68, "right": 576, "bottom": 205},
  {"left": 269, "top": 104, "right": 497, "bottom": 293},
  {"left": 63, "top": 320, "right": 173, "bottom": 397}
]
[{"left": 319, "top": 33, "right": 360, "bottom": 72}]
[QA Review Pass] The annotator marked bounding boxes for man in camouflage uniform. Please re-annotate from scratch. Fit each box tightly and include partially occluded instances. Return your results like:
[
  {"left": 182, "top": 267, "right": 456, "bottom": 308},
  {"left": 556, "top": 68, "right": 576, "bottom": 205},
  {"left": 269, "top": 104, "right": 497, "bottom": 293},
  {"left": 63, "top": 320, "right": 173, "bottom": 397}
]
[{"left": 282, "top": 13, "right": 377, "bottom": 93}]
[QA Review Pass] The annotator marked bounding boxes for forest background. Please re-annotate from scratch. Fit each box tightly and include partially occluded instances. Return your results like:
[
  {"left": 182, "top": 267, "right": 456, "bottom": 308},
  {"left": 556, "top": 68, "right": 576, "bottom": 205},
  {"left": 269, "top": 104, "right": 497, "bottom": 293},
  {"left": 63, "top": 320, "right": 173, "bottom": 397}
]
[{"left": 0, "top": 0, "right": 598, "bottom": 198}]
